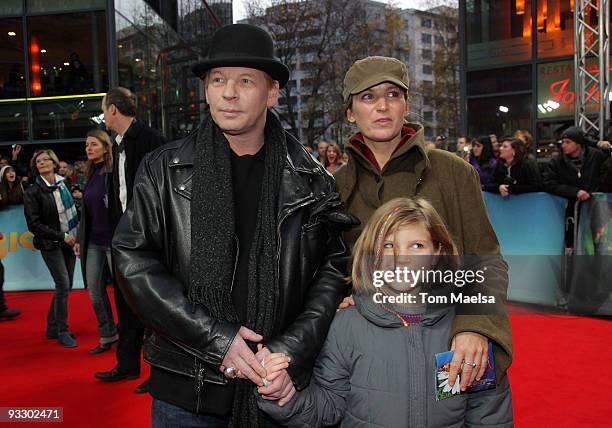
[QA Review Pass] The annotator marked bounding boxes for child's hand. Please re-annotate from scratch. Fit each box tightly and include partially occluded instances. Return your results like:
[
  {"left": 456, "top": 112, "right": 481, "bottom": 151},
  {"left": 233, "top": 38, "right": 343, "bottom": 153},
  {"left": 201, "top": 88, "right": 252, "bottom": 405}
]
[
  {"left": 263, "top": 352, "right": 291, "bottom": 381},
  {"left": 257, "top": 343, "right": 291, "bottom": 385}
]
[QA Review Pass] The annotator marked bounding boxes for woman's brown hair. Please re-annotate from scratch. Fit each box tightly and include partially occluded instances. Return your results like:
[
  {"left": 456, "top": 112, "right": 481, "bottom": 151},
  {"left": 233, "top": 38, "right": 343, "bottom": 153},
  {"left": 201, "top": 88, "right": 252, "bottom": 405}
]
[{"left": 84, "top": 128, "right": 113, "bottom": 179}]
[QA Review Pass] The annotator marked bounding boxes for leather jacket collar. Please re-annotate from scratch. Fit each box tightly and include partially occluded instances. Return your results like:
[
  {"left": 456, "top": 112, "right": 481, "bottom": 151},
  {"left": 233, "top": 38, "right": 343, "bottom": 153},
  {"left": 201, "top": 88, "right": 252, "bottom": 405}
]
[{"left": 166, "top": 127, "right": 325, "bottom": 217}]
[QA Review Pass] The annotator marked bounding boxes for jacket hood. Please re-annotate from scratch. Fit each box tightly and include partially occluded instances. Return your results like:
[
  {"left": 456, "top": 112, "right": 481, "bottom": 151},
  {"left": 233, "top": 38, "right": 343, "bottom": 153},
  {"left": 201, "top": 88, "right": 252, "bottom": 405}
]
[{"left": 353, "top": 293, "right": 453, "bottom": 329}]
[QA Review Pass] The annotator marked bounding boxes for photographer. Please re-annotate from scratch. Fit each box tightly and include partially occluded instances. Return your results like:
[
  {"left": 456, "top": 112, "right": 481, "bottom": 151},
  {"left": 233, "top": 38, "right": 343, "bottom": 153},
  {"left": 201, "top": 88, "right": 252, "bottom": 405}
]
[{"left": 484, "top": 137, "right": 542, "bottom": 196}]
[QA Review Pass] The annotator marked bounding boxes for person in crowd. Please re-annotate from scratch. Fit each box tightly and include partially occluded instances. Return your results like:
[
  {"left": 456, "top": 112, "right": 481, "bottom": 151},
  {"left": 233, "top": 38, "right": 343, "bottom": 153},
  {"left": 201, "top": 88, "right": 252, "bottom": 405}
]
[
  {"left": 0, "top": 253, "right": 21, "bottom": 320},
  {"left": 490, "top": 134, "right": 500, "bottom": 159},
  {"left": 324, "top": 142, "right": 345, "bottom": 173},
  {"left": 455, "top": 135, "right": 470, "bottom": 161},
  {"left": 469, "top": 136, "right": 497, "bottom": 188},
  {"left": 484, "top": 137, "right": 542, "bottom": 196},
  {"left": 112, "top": 24, "right": 353, "bottom": 426},
  {"left": 543, "top": 126, "right": 607, "bottom": 203},
  {"left": 333, "top": 56, "right": 512, "bottom": 392},
  {"left": 0, "top": 165, "right": 24, "bottom": 206},
  {"left": 23, "top": 149, "right": 78, "bottom": 348},
  {"left": 314, "top": 140, "right": 329, "bottom": 162},
  {"left": 341, "top": 151, "right": 349, "bottom": 164},
  {"left": 424, "top": 140, "right": 437, "bottom": 150},
  {"left": 7, "top": 144, "right": 28, "bottom": 178},
  {"left": 58, "top": 161, "right": 71, "bottom": 178},
  {"left": 258, "top": 197, "right": 513, "bottom": 427},
  {"left": 0, "top": 157, "right": 8, "bottom": 167},
  {"left": 73, "top": 160, "right": 87, "bottom": 189},
  {"left": 93, "top": 87, "right": 166, "bottom": 394},
  {"left": 73, "top": 129, "right": 118, "bottom": 355},
  {"left": 514, "top": 130, "right": 534, "bottom": 160}
]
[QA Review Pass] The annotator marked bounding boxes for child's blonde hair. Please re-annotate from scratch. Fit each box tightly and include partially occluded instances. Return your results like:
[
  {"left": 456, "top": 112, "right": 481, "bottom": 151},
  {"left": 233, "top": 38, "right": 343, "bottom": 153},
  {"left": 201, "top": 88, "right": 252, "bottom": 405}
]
[{"left": 351, "top": 197, "right": 458, "bottom": 294}]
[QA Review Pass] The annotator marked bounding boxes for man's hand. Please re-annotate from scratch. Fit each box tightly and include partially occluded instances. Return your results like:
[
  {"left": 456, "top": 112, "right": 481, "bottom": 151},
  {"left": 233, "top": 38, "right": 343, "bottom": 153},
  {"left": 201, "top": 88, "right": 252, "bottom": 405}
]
[
  {"left": 74, "top": 243, "right": 80, "bottom": 257},
  {"left": 577, "top": 190, "right": 590, "bottom": 201},
  {"left": 448, "top": 332, "right": 488, "bottom": 391},
  {"left": 598, "top": 140, "right": 611, "bottom": 150},
  {"left": 220, "top": 326, "right": 266, "bottom": 386},
  {"left": 336, "top": 295, "right": 354, "bottom": 312},
  {"left": 499, "top": 184, "right": 510, "bottom": 197}
]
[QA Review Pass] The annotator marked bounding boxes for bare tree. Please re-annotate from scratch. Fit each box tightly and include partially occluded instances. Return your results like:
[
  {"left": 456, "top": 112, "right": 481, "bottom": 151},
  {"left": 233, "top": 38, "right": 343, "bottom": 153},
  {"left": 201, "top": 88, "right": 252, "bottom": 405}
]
[
  {"left": 416, "top": 0, "right": 460, "bottom": 138},
  {"left": 247, "top": 0, "right": 406, "bottom": 146}
]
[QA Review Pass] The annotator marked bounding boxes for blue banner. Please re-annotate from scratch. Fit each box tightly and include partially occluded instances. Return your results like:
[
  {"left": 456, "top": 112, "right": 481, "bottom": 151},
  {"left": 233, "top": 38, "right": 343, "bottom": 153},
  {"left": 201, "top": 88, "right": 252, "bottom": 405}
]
[
  {"left": 0, "top": 204, "right": 84, "bottom": 291},
  {"left": 483, "top": 192, "right": 567, "bottom": 306}
]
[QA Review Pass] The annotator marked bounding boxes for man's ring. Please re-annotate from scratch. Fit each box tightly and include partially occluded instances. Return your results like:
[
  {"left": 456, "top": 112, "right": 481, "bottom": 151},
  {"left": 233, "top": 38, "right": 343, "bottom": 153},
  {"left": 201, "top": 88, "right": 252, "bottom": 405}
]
[
  {"left": 224, "top": 366, "right": 237, "bottom": 379},
  {"left": 466, "top": 362, "right": 477, "bottom": 368}
]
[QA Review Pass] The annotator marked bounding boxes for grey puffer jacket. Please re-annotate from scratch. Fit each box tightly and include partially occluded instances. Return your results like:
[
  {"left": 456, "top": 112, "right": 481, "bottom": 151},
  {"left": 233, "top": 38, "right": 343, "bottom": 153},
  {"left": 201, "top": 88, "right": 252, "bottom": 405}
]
[{"left": 258, "top": 295, "right": 513, "bottom": 427}]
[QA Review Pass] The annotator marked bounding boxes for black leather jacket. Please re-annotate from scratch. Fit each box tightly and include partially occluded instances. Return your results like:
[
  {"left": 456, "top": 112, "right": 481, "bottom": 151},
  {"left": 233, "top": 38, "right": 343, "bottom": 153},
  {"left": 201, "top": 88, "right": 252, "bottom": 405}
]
[
  {"left": 23, "top": 179, "right": 68, "bottom": 250},
  {"left": 112, "top": 129, "right": 355, "bottom": 397}
]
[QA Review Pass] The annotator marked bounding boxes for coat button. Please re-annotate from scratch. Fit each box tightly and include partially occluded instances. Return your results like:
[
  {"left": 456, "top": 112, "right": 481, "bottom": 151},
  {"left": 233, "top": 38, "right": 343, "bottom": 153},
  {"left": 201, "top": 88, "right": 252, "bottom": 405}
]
[
  {"left": 173, "top": 158, "right": 179, "bottom": 164},
  {"left": 179, "top": 185, "right": 186, "bottom": 191}
]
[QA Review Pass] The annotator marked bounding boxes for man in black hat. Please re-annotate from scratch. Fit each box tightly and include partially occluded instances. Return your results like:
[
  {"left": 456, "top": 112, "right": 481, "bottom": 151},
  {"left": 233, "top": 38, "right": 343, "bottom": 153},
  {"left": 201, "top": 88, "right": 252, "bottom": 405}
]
[{"left": 112, "top": 24, "right": 353, "bottom": 426}]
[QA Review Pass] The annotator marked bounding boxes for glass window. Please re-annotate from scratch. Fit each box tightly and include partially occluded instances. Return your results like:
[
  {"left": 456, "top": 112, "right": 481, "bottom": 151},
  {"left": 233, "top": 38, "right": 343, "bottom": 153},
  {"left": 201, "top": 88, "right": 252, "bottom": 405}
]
[
  {"left": 467, "top": 94, "right": 532, "bottom": 137},
  {"left": 536, "top": 120, "right": 572, "bottom": 159},
  {"left": 27, "top": 0, "right": 105, "bottom": 13},
  {"left": 466, "top": 0, "right": 532, "bottom": 68},
  {"left": 424, "top": 111, "right": 434, "bottom": 122},
  {"left": 0, "top": 18, "right": 26, "bottom": 99},
  {"left": 0, "top": 0, "right": 22, "bottom": 15},
  {"left": 467, "top": 64, "right": 531, "bottom": 96},
  {"left": 27, "top": 12, "right": 108, "bottom": 97},
  {"left": 435, "top": 35, "right": 444, "bottom": 46},
  {"left": 422, "top": 18, "right": 432, "bottom": 28},
  {"left": 31, "top": 97, "right": 103, "bottom": 140},
  {"left": 423, "top": 64, "right": 432, "bottom": 75},
  {"left": 422, "top": 33, "right": 432, "bottom": 43},
  {"left": 536, "top": 0, "right": 575, "bottom": 58},
  {"left": 0, "top": 103, "right": 28, "bottom": 142},
  {"left": 422, "top": 49, "right": 432, "bottom": 60}
]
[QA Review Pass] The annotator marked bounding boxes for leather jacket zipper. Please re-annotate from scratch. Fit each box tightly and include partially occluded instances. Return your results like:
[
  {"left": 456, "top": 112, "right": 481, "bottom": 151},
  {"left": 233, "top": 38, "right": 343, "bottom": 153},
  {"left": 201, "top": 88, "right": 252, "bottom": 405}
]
[
  {"left": 276, "top": 194, "right": 318, "bottom": 283},
  {"left": 230, "top": 234, "right": 239, "bottom": 293},
  {"left": 195, "top": 363, "right": 205, "bottom": 414}
]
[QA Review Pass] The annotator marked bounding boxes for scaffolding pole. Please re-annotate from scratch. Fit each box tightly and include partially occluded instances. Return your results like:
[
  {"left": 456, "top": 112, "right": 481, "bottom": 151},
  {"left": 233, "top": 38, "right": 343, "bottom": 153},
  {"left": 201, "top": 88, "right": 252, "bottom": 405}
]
[{"left": 574, "top": 0, "right": 610, "bottom": 139}]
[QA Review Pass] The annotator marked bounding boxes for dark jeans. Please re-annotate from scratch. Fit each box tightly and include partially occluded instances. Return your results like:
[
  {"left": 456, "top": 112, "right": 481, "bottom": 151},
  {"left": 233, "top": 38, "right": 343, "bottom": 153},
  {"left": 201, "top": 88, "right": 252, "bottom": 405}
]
[
  {"left": 0, "top": 260, "right": 6, "bottom": 312},
  {"left": 151, "top": 400, "right": 283, "bottom": 428},
  {"left": 41, "top": 245, "right": 76, "bottom": 335},
  {"left": 151, "top": 400, "right": 229, "bottom": 428},
  {"left": 86, "top": 245, "right": 117, "bottom": 341}
]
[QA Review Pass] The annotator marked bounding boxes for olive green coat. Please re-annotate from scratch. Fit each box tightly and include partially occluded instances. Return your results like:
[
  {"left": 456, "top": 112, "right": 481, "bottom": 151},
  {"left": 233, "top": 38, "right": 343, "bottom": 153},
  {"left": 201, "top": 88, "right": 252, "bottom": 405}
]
[{"left": 334, "top": 123, "right": 512, "bottom": 381}]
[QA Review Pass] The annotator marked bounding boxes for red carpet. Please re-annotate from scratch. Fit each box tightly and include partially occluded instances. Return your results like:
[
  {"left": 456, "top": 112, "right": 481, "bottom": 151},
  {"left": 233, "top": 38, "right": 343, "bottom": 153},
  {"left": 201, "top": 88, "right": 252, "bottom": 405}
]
[{"left": 1, "top": 290, "right": 611, "bottom": 427}]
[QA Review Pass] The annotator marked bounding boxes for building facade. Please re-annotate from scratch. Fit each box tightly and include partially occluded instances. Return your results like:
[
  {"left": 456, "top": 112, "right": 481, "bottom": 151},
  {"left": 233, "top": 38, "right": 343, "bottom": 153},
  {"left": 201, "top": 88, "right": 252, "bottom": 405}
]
[
  {"left": 459, "top": 0, "right": 605, "bottom": 159},
  {"left": 402, "top": 6, "right": 459, "bottom": 139},
  {"left": 244, "top": 0, "right": 459, "bottom": 146},
  {"left": 0, "top": 0, "right": 231, "bottom": 160}
]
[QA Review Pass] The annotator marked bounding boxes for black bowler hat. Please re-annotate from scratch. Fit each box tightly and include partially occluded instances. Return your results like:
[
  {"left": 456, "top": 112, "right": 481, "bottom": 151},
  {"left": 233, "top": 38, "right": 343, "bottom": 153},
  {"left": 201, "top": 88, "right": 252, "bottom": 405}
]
[{"left": 191, "top": 24, "right": 290, "bottom": 88}]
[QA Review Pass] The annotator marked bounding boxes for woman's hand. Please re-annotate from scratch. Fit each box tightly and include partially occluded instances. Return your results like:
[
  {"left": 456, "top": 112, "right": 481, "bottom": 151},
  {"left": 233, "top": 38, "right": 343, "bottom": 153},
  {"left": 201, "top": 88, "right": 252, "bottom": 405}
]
[
  {"left": 499, "top": 184, "right": 509, "bottom": 197},
  {"left": 336, "top": 295, "right": 354, "bottom": 312},
  {"left": 448, "top": 332, "right": 489, "bottom": 391},
  {"left": 64, "top": 235, "right": 76, "bottom": 247},
  {"left": 73, "top": 243, "right": 80, "bottom": 257}
]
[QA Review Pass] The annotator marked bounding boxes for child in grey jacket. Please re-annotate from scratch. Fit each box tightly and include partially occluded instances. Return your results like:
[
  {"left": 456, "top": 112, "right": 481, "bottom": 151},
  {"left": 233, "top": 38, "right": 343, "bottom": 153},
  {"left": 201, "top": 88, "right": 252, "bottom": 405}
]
[{"left": 258, "top": 197, "right": 513, "bottom": 427}]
